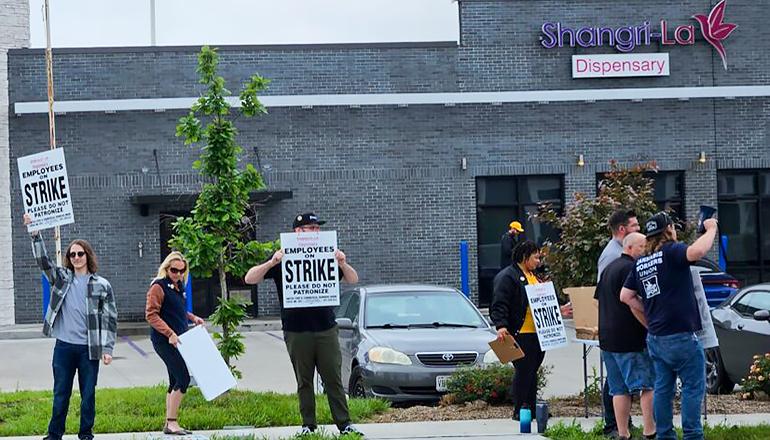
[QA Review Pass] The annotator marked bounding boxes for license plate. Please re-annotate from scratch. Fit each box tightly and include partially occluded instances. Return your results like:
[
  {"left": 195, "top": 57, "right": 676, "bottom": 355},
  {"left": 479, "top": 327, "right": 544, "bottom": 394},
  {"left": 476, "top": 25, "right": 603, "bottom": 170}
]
[{"left": 436, "top": 375, "right": 450, "bottom": 392}]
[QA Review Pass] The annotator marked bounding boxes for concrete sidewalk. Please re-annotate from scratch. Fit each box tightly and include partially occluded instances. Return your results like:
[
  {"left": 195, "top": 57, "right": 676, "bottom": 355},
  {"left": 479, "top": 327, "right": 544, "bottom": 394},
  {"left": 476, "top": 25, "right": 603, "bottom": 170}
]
[{"left": 2, "top": 414, "right": 769, "bottom": 440}]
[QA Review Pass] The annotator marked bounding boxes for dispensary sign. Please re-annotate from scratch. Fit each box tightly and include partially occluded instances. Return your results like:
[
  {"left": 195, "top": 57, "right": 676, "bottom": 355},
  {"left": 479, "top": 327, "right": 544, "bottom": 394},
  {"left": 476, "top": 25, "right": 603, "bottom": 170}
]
[{"left": 541, "top": 0, "right": 738, "bottom": 76}]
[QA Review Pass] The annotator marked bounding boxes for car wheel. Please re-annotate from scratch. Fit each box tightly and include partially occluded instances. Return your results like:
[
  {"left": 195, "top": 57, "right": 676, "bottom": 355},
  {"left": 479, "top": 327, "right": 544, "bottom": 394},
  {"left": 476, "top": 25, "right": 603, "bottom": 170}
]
[
  {"left": 706, "top": 347, "right": 735, "bottom": 395},
  {"left": 349, "top": 366, "right": 368, "bottom": 398}
]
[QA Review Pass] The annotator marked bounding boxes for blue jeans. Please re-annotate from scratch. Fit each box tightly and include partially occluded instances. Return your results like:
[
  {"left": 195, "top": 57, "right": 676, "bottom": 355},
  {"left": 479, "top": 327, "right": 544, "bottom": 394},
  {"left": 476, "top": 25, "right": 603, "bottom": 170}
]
[
  {"left": 647, "top": 332, "right": 705, "bottom": 440},
  {"left": 603, "top": 350, "right": 655, "bottom": 396},
  {"left": 48, "top": 340, "right": 100, "bottom": 440}
]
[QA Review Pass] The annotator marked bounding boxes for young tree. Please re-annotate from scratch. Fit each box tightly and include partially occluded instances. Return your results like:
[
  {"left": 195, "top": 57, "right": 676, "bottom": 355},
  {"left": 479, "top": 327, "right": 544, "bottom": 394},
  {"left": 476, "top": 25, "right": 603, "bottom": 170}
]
[
  {"left": 534, "top": 161, "right": 661, "bottom": 289},
  {"left": 171, "top": 46, "right": 276, "bottom": 377}
]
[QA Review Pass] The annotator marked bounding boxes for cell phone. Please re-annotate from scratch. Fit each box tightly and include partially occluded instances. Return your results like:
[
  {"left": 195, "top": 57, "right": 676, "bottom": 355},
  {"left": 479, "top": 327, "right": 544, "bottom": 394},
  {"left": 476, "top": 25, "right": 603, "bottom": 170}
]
[{"left": 697, "top": 205, "right": 716, "bottom": 234}]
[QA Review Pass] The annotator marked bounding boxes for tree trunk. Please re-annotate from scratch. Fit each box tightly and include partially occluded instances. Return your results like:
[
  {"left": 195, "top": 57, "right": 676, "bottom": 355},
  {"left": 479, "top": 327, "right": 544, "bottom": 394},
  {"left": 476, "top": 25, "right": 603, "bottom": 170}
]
[{"left": 218, "top": 262, "right": 229, "bottom": 365}]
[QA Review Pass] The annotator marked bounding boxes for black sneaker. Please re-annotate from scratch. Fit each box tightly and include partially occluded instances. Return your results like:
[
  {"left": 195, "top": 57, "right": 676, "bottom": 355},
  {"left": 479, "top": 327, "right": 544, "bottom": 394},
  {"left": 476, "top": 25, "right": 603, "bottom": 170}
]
[
  {"left": 339, "top": 424, "right": 364, "bottom": 437},
  {"left": 296, "top": 425, "right": 317, "bottom": 436}
]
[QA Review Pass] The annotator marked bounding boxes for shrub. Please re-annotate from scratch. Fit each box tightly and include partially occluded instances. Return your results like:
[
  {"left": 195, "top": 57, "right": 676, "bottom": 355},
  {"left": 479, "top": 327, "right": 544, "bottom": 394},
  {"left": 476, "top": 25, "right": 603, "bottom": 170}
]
[
  {"left": 740, "top": 353, "right": 770, "bottom": 400},
  {"left": 578, "top": 366, "right": 603, "bottom": 406},
  {"left": 534, "top": 161, "right": 660, "bottom": 290},
  {"left": 446, "top": 363, "right": 552, "bottom": 405}
]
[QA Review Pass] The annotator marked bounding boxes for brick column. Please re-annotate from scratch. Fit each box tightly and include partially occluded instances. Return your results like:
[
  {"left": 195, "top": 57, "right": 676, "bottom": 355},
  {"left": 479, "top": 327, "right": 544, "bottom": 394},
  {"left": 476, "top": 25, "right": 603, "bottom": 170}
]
[{"left": 0, "top": 0, "right": 29, "bottom": 325}]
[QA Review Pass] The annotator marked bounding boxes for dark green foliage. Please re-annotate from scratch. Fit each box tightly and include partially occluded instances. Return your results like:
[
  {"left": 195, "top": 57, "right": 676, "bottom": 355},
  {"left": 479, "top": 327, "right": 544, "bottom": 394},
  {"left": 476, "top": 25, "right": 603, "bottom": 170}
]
[
  {"left": 446, "top": 363, "right": 552, "bottom": 404},
  {"left": 535, "top": 162, "right": 662, "bottom": 289},
  {"left": 170, "top": 46, "right": 278, "bottom": 377}
]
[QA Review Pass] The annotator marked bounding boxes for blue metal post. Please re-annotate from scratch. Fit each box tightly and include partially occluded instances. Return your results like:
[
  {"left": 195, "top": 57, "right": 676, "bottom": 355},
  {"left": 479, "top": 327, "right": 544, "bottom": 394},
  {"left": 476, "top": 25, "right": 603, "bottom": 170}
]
[
  {"left": 719, "top": 235, "right": 728, "bottom": 272},
  {"left": 460, "top": 241, "right": 470, "bottom": 297},
  {"left": 42, "top": 275, "right": 51, "bottom": 321},
  {"left": 185, "top": 273, "right": 193, "bottom": 314}
]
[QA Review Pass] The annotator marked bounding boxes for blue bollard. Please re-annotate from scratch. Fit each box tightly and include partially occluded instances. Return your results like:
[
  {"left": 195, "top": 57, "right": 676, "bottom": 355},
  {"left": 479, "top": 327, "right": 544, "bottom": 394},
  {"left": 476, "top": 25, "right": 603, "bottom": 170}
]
[{"left": 460, "top": 241, "right": 469, "bottom": 298}]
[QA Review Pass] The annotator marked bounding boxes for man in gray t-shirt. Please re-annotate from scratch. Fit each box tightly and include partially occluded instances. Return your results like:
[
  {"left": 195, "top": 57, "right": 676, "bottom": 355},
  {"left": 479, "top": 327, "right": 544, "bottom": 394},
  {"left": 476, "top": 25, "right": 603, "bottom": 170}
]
[
  {"left": 51, "top": 274, "right": 90, "bottom": 345},
  {"left": 597, "top": 210, "right": 640, "bottom": 282},
  {"left": 595, "top": 208, "right": 640, "bottom": 437}
]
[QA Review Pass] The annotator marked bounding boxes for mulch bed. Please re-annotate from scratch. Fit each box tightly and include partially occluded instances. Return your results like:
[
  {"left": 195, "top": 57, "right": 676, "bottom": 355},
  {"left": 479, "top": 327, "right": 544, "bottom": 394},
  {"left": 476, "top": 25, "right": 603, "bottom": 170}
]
[{"left": 368, "top": 393, "right": 770, "bottom": 423}]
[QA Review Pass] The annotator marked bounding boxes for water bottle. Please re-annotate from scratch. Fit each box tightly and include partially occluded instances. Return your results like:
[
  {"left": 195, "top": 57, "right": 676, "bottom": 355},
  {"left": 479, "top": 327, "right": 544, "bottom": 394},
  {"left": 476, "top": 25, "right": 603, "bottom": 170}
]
[
  {"left": 536, "top": 401, "right": 549, "bottom": 433},
  {"left": 519, "top": 405, "right": 532, "bottom": 433}
]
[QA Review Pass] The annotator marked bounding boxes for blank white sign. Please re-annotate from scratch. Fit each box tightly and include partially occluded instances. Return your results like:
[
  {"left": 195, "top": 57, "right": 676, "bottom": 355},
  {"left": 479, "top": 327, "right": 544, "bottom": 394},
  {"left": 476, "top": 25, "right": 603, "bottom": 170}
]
[{"left": 176, "top": 325, "right": 237, "bottom": 401}]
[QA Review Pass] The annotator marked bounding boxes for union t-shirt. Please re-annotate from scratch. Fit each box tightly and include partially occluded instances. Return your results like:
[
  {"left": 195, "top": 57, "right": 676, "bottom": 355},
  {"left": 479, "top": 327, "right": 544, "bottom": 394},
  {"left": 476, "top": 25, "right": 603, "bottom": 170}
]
[
  {"left": 265, "top": 262, "right": 345, "bottom": 332},
  {"left": 623, "top": 242, "right": 701, "bottom": 336}
]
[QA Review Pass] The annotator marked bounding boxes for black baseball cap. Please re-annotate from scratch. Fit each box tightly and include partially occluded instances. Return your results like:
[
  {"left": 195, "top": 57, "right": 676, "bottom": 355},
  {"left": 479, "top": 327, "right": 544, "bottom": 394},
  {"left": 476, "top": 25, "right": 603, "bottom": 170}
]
[
  {"left": 645, "top": 212, "right": 673, "bottom": 238},
  {"left": 292, "top": 212, "right": 326, "bottom": 228}
]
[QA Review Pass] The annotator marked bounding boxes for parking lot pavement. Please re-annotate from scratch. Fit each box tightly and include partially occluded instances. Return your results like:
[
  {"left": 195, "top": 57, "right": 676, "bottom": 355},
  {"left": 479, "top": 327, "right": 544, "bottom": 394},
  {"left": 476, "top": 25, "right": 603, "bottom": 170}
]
[
  {"left": 541, "top": 324, "right": 602, "bottom": 398},
  {"left": 0, "top": 322, "right": 597, "bottom": 397},
  {"left": 0, "top": 331, "right": 296, "bottom": 393}
]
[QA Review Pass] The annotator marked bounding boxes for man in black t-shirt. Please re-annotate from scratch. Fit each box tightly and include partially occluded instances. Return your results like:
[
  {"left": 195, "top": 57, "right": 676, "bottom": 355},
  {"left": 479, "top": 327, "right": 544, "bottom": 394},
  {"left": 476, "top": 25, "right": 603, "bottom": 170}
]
[
  {"left": 621, "top": 212, "right": 718, "bottom": 440},
  {"left": 245, "top": 212, "right": 362, "bottom": 437},
  {"left": 596, "top": 232, "right": 655, "bottom": 440}
]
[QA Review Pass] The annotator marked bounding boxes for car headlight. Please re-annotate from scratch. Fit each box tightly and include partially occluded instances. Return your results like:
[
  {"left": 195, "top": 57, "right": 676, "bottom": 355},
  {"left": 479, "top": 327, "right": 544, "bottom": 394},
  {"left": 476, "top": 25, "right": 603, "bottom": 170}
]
[
  {"left": 483, "top": 349, "right": 500, "bottom": 365},
  {"left": 368, "top": 347, "right": 412, "bottom": 365}
]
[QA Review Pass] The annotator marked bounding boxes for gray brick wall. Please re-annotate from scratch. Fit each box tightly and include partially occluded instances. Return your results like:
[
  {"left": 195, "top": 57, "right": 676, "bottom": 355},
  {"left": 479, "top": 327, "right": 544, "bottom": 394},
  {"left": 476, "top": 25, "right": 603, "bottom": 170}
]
[
  {"left": 8, "top": 1, "right": 770, "bottom": 322},
  {"left": 458, "top": 0, "right": 765, "bottom": 90},
  {"left": 8, "top": 43, "right": 459, "bottom": 103}
]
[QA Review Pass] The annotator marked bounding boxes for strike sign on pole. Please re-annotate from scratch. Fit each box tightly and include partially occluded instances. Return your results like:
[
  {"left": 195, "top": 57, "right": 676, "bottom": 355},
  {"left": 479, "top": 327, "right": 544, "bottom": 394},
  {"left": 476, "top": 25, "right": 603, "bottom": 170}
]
[
  {"left": 525, "top": 281, "right": 568, "bottom": 351},
  {"left": 280, "top": 231, "right": 340, "bottom": 309},
  {"left": 18, "top": 149, "right": 74, "bottom": 232}
]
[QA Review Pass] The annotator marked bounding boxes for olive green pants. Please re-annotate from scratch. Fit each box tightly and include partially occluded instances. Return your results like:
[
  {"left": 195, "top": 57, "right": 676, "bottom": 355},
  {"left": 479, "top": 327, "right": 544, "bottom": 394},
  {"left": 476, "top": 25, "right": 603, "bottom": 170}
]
[{"left": 283, "top": 326, "right": 351, "bottom": 428}]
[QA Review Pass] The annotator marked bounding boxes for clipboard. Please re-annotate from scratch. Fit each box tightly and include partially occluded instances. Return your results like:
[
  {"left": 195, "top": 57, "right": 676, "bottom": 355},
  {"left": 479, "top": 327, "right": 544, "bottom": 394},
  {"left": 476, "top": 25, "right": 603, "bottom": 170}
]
[{"left": 488, "top": 333, "right": 526, "bottom": 363}]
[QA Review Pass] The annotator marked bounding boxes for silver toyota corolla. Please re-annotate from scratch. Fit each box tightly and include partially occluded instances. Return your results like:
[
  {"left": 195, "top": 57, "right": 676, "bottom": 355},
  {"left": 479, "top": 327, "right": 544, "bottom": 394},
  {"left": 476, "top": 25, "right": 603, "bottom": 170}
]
[{"left": 334, "top": 284, "right": 500, "bottom": 403}]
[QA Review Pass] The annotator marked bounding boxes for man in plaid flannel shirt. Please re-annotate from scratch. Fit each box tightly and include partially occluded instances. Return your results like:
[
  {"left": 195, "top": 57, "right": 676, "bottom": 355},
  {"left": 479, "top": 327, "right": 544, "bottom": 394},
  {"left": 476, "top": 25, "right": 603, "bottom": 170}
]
[{"left": 25, "top": 214, "right": 117, "bottom": 440}]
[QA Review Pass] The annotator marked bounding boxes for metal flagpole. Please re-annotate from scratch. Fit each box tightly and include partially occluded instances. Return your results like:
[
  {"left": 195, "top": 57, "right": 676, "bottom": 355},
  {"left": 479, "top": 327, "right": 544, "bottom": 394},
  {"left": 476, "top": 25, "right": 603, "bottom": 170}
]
[
  {"left": 43, "top": 0, "right": 62, "bottom": 265},
  {"left": 150, "top": 0, "right": 156, "bottom": 46}
]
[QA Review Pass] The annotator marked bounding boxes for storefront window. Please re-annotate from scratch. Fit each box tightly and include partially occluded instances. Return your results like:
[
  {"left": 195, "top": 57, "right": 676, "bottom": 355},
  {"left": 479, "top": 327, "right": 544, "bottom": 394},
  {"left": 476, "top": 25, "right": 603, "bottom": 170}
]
[
  {"left": 475, "top": 175, "right": 563, "bottom": 306},
  {"left": 596, "top": 171, "right": 685, "bottom": 221},
  {"left": 717, "top": 170, "right": 770, "bottom": 285}
]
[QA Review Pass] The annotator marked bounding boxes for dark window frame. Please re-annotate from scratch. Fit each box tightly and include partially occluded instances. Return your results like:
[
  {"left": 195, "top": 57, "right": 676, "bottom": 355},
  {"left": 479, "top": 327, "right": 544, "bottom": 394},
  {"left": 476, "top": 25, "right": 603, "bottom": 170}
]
[
  {"left": 717, "top": 169, "right": 770, "bottom": 283},
  {"left": 474, "top": 174, "right": 565, "bottom": 307},
  {"left": 595, "top": 170, "right": 686, "bottom": 221}
]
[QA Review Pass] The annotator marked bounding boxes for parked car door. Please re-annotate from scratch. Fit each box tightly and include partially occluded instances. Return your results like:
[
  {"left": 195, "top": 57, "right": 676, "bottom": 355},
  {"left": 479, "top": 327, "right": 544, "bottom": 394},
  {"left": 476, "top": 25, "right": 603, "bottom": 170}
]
[
  {"left": 336, "top": 290, "right": 361, "bottom": 388},
  {"left": 713, "top": 289, "right": 770, "bottom": 384}
]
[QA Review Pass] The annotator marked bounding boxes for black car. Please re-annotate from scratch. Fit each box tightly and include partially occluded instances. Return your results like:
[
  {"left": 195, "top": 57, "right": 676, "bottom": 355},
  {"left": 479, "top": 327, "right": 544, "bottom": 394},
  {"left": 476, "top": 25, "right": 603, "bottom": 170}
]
[{"left": 706, "top": 284, "right": 770, "bottom": 394}]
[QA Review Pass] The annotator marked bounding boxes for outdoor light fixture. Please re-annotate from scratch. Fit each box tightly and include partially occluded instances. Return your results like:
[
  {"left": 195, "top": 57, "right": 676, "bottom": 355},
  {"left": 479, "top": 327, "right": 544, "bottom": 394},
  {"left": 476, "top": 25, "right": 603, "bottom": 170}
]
[
  {"left": 577, "top": 154, "right": 585, "bottom": 167},
  {"left": 698, "top": 151, "right": 707, "bottom": 164},
  {"left": 461, "top": 157, "right": 468, "bottom": 170}
]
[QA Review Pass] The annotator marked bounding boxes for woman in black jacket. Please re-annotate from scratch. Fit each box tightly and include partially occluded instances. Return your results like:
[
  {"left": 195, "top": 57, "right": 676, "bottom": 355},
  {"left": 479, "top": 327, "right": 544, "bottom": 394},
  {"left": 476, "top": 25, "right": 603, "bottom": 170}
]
[{"left": 490, "top": 240, "right": 545, "bottom": 419}]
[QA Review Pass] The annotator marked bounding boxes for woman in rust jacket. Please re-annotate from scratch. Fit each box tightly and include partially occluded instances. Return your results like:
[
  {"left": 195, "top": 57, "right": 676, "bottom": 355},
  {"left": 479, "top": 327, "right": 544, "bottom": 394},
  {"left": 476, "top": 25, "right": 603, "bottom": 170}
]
[{"left": 145, "top": 251, "right": 204, "bottom": 435}]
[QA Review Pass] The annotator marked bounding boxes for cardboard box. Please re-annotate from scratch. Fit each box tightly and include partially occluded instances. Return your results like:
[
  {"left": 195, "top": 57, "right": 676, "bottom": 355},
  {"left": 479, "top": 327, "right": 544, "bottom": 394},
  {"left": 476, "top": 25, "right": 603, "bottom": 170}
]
[
  {"left": 488, "top": 334, "right": 526, "bottom": 363},
  {"left": 564, "top": 286, "right": 598, "bottom": 340}
]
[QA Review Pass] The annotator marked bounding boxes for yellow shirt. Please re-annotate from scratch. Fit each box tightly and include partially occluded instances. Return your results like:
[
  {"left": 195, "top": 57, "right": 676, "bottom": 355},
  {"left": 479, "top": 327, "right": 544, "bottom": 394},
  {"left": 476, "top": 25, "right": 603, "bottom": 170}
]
[{"left": 518, "top": 264, "right": 539, "bottom": 334}]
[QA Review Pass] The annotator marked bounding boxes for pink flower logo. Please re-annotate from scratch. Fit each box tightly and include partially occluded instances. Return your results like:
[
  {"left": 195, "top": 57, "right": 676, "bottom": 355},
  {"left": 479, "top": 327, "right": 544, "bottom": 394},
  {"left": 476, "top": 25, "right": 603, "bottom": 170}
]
[{"left": 693, "top": 0, "right": 738, "bottom": 70}]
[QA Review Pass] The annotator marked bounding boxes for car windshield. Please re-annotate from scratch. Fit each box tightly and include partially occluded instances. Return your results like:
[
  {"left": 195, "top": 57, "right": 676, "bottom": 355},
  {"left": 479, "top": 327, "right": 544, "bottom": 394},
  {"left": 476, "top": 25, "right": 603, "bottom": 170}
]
[{"left": 365, "top": 291, "right": 486, "bottom": 328}]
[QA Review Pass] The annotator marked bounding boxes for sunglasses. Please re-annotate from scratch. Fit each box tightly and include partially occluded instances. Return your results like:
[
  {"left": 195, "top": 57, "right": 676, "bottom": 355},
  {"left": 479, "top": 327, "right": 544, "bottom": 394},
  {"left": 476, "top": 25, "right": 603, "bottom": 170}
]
[
  {"left": 68, "top": 251, "right": 86, "bottom": 258},
  {"left": 168, "top": 267, "right": 186, "bottom": 275}
]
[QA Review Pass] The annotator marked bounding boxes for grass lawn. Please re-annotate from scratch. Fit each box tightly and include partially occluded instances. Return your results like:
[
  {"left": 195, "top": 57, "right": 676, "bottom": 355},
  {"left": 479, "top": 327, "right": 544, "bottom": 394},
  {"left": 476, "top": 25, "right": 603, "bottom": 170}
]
[
  {"left": 545, "top": 421, "right": 770, "bottom": 439},
  {"left": 0, "top": 386, "right": 389, "bottom": 436}
]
